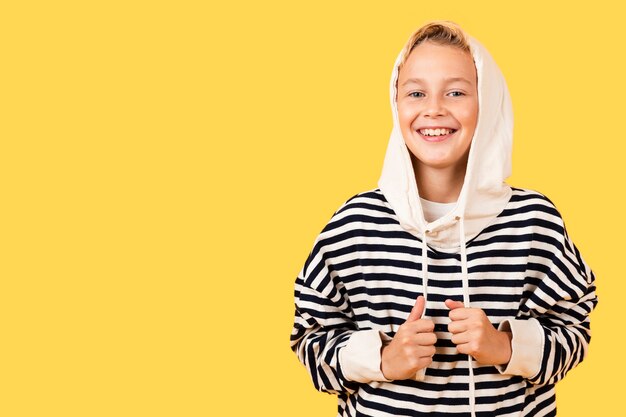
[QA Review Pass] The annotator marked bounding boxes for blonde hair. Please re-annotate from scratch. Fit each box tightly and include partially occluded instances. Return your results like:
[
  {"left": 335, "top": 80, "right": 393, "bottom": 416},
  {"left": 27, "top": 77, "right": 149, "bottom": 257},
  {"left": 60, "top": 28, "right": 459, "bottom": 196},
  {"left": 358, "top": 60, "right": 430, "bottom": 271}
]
[{"left": 399, "top": 21, "right": 471, "bottom": 68}]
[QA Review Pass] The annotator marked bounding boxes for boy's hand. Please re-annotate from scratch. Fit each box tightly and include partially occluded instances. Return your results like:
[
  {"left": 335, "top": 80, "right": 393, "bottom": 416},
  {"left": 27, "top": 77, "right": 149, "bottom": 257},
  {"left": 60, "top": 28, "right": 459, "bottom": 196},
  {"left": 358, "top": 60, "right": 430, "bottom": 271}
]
[
  {"left": 445, "top": 299, "right": 512, "bottom": 365},
  {"left": 381, "top": 295, "right": 437, "bottom": 380}
]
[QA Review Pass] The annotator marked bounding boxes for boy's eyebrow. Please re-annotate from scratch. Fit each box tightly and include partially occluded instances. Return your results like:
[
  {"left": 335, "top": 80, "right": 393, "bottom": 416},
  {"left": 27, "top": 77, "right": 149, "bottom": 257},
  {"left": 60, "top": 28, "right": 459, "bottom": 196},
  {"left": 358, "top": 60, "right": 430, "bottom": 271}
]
[{"left": 401, "top": 77, "right": 473, "bottom": 87}]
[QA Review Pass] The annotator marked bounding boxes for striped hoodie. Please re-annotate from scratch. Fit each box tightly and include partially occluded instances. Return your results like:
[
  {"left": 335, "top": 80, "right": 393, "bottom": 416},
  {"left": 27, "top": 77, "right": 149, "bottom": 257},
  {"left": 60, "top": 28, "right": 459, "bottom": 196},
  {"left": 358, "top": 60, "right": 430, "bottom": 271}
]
[{"left": 290, "top": 32, "right": 597, "bottom": 416}]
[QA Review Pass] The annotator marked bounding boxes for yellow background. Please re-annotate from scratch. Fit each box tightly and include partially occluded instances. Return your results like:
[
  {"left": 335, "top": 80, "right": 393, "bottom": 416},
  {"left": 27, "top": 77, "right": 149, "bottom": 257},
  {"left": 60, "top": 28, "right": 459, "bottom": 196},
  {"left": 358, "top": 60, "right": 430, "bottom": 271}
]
[{"left": 1, "top": 1, "right": 622, "bottom": 415}]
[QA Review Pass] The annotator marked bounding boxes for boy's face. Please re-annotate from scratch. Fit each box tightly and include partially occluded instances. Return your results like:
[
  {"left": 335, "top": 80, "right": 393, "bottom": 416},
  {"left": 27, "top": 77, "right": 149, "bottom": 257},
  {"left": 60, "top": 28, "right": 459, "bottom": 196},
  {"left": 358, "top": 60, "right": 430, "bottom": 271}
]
[{"left": 396, "top": 42, "right": 478, "bottom": 173}]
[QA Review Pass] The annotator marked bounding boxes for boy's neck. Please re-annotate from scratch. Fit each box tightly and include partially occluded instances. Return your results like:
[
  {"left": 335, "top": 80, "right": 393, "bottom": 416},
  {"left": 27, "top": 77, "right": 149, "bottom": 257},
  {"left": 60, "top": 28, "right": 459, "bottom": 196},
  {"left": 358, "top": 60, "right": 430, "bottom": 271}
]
[{"left": 411, "top": 154, "right": 467, "bottom": 204}]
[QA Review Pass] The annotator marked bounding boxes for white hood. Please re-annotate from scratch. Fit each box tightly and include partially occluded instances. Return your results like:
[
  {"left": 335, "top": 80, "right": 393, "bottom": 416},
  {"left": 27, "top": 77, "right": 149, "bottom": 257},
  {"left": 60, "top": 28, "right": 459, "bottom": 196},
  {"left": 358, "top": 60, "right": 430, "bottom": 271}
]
[{"left": 378, "top": 36, "right": 513, "bottom": 250}]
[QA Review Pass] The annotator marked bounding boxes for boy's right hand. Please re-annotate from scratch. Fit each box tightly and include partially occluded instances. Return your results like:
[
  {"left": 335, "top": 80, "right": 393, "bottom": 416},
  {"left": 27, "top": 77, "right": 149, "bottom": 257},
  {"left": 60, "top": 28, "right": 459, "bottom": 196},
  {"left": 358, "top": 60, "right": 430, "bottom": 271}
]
[{"left": 380, "top": 295, "right": 437, "bottom": 380}]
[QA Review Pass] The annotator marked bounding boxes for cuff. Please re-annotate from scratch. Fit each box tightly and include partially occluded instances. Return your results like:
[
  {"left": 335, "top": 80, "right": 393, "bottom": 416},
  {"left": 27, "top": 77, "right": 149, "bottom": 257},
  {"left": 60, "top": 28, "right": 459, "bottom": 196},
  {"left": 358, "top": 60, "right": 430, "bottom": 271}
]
[
  {"left": 338, "top": 329, "right": 393, "bottom": 383},
  {"left": 495, "top": 318, "right": 544, "bottom": 379}
]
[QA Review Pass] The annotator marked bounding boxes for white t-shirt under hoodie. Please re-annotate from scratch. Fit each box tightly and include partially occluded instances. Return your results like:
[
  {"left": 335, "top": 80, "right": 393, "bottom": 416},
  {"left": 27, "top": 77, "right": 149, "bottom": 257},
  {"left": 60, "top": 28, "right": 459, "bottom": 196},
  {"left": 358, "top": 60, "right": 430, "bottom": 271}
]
[{"left": 419, "top": 197, "right": 455, "bottom": 223}]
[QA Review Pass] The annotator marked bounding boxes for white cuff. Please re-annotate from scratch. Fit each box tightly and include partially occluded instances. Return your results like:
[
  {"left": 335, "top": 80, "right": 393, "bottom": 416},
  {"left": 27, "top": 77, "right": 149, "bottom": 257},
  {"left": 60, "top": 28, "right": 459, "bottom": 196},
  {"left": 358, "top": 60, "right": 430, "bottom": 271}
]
[
  {"left": 495, "top": 318, "right": 544, "bottom": 378},
  {"left": 338, "top": 329, "right": 392, "bottom": 383}
]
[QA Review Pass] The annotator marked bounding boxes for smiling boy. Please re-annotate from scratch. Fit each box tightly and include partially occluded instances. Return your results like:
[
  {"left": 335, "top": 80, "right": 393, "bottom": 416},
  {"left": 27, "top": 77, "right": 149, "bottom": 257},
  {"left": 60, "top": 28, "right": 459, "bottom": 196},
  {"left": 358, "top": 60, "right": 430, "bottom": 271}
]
[{"left": 291, "top": 21, "right": 597, "bottom": 416}]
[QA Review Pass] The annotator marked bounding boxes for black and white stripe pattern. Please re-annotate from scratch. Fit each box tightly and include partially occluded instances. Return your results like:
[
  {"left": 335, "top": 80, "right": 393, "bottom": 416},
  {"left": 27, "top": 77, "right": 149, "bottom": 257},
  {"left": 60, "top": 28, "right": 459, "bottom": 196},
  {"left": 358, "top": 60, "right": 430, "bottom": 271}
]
[{"left": 291, "top": 187, "right": 597, "bottom": 416}]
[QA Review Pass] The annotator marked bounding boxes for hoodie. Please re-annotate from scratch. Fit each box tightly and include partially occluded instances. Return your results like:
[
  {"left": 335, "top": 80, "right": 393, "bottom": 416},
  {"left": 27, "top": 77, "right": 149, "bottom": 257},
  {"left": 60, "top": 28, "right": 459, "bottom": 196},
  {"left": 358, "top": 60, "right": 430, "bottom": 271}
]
[{"left": 291, "top": 33, "right": 597, "bottom": 417}]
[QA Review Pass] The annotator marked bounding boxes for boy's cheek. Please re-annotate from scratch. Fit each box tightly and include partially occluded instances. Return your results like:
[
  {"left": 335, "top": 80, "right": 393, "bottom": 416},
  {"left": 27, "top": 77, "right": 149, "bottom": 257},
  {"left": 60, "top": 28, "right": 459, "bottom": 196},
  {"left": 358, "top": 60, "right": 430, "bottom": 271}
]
[{"left": 397, "top": 108, "right": 415, "bottom": 128}]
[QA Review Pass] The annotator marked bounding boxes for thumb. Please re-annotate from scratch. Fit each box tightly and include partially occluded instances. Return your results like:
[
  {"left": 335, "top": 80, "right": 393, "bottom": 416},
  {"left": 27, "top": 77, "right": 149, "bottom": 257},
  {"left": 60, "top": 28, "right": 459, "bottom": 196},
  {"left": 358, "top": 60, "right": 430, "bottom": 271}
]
[
  {"left": 406, "top": 295, "right": 425, "bottom": 322},
  {"left": 445, "top": 299, "right": 465, "bottom": 310}
]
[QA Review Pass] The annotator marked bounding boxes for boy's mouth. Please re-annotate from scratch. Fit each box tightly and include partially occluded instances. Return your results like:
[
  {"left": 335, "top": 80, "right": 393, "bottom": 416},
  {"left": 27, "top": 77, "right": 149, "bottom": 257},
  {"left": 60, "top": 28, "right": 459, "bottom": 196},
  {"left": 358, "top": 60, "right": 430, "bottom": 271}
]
[
  {"left": 418, "top": 128, "right": 457, "bottom": 136},
  {"left": 417, "top": 128, "right": 458, "bottom": 142}
]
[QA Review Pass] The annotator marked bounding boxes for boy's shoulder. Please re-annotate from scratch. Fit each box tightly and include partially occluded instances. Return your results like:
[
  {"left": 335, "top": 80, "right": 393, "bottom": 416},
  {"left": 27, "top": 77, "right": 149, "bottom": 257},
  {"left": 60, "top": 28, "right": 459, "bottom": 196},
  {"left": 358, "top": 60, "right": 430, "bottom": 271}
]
[
  {"left": 507, "top": 186, "right": 566, "bottom": 225},
  {"left": 509, "top": 186, "right": 560, "bottom": 209},
  {"left": 306, "top": 189, "right": 396, "bottom": 267},
  {"left": 335, "top": 188, "right": 389, "bottom": 213},
  {"left": 319, "top": 188, "right": 396, "bottom": 232}
]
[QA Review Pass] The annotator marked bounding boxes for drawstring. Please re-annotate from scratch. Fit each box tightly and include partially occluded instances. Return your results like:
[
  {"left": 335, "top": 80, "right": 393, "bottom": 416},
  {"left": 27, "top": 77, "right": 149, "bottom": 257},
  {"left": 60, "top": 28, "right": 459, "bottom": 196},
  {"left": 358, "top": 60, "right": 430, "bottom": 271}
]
[
  {"left": 420, "top": 231, "right": 429, "bottom": 319},
  {"left": 420, "top": 218, "right": 476, "bottom": 417},
  {"left": 411, "top": 230, "right": 430, "bottom": 381},
  {"left": 457, "top": 216, "right": 476, "bottom": 417}
]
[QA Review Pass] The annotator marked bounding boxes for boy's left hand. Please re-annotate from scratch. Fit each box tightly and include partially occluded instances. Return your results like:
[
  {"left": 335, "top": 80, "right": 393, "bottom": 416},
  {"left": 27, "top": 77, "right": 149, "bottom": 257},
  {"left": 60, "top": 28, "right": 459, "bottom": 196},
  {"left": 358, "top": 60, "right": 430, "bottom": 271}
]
[{"left": 445, "top": 299, "right": 512, "bottom": 366}]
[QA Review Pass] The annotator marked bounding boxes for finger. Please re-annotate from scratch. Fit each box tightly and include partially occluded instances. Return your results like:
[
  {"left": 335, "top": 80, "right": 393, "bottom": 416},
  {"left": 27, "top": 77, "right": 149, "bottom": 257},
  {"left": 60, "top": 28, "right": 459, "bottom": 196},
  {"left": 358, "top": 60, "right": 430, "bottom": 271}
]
[
  {"left": 406, "top": 295, "right": 425, "bottom": 322},
  {"left": 449, "top": 307, "right": 473, "bottom": 321},
  {"left": 445, "top": 299, "right": 465, "bottom": 310},
  {"left": 407, "top": 343, "right": 436, "bottom": 358},
  {"left": 447, "top": 320, "right": 466, "bottom": 334},
  {"left": 404, "top": 318, "right": 435, "bottom": 334},
  {"left": 415, "top": 332, "right": 437, "bottom": 346},
  {"left": 455, "top": 342, "right": 474, "bottom": 356},
  {"left": 416, "top": 345, "right": 436, "bottom": 358},
  {"left": 450, "top": 332, "right": 470, "bottom": 345}
]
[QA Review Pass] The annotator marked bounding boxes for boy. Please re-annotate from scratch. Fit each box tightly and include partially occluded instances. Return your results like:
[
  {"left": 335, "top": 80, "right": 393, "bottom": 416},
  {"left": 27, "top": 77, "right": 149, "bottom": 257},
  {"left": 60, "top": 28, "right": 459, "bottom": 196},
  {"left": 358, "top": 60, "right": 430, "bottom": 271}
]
[{"left": 290, "top": 21, "right": 597, "bottom": 416}]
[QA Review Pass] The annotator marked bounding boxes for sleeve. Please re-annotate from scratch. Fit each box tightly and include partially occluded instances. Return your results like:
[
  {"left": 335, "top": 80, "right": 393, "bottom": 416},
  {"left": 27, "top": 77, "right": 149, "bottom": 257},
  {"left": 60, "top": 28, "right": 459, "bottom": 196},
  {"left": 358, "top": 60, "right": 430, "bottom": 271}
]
[
  {"left": 496, "top": 216, "right": 598, "bottom": 386},
  {"left": 290, "top": 208, "right": 392, "bottom": 395},
  {"left": 290, "top": 267, "right": 395, "bottom": 394}
]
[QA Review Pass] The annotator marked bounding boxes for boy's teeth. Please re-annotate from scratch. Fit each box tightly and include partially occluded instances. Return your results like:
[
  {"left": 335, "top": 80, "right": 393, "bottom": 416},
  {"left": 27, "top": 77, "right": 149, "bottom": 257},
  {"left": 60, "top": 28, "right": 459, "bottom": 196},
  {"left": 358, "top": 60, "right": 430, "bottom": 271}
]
[{"left": 420, "top": 128, "right": 454, "bottom": 136}]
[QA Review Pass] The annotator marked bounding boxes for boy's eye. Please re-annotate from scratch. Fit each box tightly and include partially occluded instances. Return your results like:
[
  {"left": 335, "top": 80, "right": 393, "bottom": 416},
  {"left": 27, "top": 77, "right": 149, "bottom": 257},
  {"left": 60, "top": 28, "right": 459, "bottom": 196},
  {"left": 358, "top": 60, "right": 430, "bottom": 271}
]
[
  {"left": 448, "top": 91, "right": 465, "bottom": 97},
  {"left": 408, "top": 92, "right": 425, "bottom": 98}
]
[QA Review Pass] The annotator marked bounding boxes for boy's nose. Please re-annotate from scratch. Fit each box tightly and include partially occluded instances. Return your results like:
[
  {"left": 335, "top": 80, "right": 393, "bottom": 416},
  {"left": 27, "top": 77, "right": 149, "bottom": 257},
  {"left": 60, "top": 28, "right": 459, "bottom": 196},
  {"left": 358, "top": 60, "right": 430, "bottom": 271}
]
[{"left": 423, "top": 97, "right": 446, "bottom": 117}]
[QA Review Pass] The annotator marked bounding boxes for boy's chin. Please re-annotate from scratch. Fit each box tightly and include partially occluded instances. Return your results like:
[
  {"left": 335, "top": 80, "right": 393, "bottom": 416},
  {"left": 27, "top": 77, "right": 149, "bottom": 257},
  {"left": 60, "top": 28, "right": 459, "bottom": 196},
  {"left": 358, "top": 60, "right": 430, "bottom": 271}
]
[{"left": 409, "top": 152, "right": 468, "bottom": 172}]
